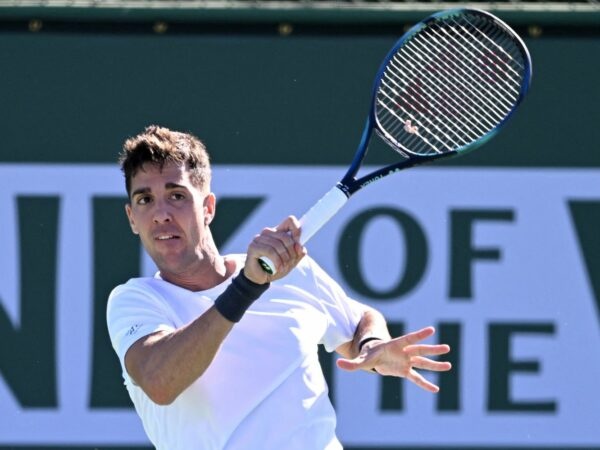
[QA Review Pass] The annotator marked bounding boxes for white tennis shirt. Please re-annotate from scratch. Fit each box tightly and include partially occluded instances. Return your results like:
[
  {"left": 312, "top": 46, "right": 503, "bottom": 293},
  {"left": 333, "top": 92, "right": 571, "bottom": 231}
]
[{"left": 107, "top": 255, "right": 368, "bottom": 450}]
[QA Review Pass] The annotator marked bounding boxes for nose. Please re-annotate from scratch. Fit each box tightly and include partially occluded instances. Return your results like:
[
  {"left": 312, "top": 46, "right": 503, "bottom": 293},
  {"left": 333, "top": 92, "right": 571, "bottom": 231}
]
[{"left": 152, "top": 200, "right": 172, "bottom": 224}]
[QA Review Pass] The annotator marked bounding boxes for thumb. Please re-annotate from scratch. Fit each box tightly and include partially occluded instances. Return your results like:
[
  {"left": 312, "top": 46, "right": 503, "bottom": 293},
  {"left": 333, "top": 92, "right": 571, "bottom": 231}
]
[{"left": 336, "top": 355, "right": 370, "bottom": 372}]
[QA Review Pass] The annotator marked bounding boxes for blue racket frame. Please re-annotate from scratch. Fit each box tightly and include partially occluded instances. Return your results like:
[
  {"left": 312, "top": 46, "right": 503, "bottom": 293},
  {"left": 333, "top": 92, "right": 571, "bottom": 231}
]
[{"left": 338, "top": 8, "right": 533, "bottom": 197}]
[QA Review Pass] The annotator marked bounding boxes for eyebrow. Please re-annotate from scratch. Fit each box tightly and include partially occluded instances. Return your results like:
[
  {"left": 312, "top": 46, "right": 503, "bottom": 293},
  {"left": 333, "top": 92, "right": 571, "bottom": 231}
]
[{"left": 131, "top": 182, "right": 188, "bottom": 198}]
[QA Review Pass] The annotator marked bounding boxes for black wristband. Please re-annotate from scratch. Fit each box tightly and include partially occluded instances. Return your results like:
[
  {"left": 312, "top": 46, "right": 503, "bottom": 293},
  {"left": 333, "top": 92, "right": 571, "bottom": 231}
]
[
  {"left": 358, "top": 337, "right": 382, "bottom": 353},
  {"left": 214, "top": 270, "right": 270, "bottom": 323}
]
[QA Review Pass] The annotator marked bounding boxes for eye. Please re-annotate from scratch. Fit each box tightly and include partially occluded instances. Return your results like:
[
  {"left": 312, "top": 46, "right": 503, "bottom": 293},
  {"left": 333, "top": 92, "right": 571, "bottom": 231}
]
[
  {"left": 136, "top": 195, "right": 152, "bottom": 205},
  {"left": 170, "top": 192, "right": 186, "bottom": 201}
]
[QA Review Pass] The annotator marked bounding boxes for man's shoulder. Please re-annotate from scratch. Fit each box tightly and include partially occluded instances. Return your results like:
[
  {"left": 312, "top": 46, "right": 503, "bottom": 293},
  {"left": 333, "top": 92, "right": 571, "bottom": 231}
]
[
  {"left": 116, "top": 276, "right": 160, "bottom": 291},
  {"left": 108, "top": 276, "right": 167, "bottom": 303}
]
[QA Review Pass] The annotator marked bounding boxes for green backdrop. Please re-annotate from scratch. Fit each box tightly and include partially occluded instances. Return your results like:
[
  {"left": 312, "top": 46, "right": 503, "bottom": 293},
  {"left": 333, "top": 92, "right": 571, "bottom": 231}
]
[{"left": 1, "top": 13, "right": 599, "bottom": 450}]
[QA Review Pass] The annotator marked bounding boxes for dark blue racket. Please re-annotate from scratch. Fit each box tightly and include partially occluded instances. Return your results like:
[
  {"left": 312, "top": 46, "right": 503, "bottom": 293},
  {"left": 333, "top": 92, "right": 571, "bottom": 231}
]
[{"left": 260, "top": 8, "right": 532, "bottom": 274}]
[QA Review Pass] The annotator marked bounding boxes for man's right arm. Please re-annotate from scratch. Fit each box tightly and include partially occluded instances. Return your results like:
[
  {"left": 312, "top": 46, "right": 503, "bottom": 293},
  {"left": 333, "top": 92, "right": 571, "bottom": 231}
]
[{"left": 124, "top": 305, "right": 234, "bottom": 405}]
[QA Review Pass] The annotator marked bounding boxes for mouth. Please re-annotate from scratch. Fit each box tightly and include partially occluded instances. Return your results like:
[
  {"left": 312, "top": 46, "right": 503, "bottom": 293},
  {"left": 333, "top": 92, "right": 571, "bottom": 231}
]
[{"left": 155, "top": 234, "right": 180, "bottom": 241}]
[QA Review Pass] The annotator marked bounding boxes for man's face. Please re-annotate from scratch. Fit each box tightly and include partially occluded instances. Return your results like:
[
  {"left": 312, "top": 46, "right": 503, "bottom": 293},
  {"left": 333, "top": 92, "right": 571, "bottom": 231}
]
[{"left": 125, "top": 161, "right": 215, "bottom": 278}]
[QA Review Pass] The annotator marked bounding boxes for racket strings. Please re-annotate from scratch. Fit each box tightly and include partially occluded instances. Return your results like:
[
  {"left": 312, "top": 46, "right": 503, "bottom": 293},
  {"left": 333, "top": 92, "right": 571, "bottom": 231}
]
[
  {"left": 378, "top": 76, "right": 463, "bottom": 153},
  {"left": 379, "top": 46, "right": 496, "bottom": 154},
  {"left": 435, "top": 16, "right": 526, "bottom": 105},
  {"left": 386, "top": 49, "right": 486, "bottom": 141},
  {"left": 389, "top": 49, "right": 493, "bottom": 142},
  {"left": 377, "top": 92, "right": 446, "bottom": 154},
  {"left": 458, "top": 17, "right": 526, "bottom": 80},
  {"left": 404, "top": 26, "right": 516, "bottom": 130},
  {"left": 405, "top": 30, "right": 511, "bottom": 129},
  {"left": 376, "top": 12, "right": 527, "bottom": 157},
  {"left": 398, "top": 48, "right": 496, "bottom": 136},
  {"left": 435, "top": 22, "right": 522, "bottom": 107},
  {"left": 379, "top": 52, "right": 497, "bottom": 154}
]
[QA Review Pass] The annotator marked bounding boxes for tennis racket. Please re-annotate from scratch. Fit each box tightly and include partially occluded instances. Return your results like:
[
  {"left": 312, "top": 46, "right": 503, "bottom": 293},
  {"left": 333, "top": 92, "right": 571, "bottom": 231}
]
[{"left": 259, "top": 8, "right": 532, "bottom": 274}]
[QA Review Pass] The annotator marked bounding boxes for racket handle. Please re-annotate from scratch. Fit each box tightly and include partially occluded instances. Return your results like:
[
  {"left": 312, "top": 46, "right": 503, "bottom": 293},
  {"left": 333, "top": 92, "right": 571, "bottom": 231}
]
[
  {"left": 299, "top": 184, "right": 348, "bottom": 245},
  {"left": 258, "top": 185, "right": 348, "bottom": 275}
]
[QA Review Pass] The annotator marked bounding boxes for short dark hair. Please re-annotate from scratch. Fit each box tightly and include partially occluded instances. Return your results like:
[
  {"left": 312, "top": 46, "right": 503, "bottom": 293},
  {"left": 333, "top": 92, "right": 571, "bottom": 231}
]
[{"left": 119, "top": 125, "right": 211, "bottom": 198}]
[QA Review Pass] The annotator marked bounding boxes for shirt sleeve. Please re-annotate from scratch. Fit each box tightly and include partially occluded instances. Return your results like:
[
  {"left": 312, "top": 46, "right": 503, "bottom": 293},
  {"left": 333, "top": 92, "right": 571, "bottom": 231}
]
[
  {"left": 106, "top": 279, "right": 175, "bottom": 374},
  {"left": 302, "top": 258, "right": 370, "bottom": 353}
]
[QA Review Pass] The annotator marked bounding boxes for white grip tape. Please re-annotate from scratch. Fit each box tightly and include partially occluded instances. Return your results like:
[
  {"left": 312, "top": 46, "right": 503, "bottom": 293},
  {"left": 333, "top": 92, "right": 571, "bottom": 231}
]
[
  {"left": 299, "top": 185, "right": 349, "bottom": 245},
  {"left": 258, "top": 185, "right": 348, "bottom": 275}
]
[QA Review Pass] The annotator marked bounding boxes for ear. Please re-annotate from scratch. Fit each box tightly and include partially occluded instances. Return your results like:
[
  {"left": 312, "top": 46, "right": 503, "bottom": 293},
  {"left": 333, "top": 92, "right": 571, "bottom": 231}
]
[
  {"left": 125, "top": 203, "right": 139, "bottom": 235},
  {"left": 203, "top": 193, "right": 216, "bottom": 226}
]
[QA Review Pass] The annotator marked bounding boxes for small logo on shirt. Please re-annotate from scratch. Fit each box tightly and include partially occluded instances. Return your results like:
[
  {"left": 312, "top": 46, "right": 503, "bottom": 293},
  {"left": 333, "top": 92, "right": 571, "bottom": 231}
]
[{"left": 126, "top": 324, "right": 142, "bottom": 336}]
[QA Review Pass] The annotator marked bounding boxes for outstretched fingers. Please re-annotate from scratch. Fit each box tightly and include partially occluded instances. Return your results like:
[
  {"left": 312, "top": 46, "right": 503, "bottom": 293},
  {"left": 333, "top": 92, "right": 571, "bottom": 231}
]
[
  {"left": 406, "top": 369, "right": 441, "bottom": 393},
  {"left": 404, "top": 343, "right": 451, "bottom": 358},
  {"left": 397, "top": 326, "right": 436, "bottom": 346},
  {"left": 410, "top": 355, "right": 452, "bottom": 372}
]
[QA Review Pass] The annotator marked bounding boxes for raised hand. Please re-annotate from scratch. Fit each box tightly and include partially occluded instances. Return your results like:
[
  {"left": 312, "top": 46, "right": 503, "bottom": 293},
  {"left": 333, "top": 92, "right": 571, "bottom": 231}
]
[{"left": 336, "top": 326, "right": 452, "bottom": 393}]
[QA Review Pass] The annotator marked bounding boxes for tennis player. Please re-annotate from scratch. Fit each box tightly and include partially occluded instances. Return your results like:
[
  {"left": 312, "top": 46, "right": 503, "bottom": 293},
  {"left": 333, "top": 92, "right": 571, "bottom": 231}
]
[{"left": 107, "top": 125, "right": 451, "bottom": 450}]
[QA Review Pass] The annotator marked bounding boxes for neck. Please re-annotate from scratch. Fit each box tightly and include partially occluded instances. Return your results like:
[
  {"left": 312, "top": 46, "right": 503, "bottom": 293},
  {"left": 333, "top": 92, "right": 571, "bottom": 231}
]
[{"left": 159, "top": 254, "right": 238, "bottom": 292}]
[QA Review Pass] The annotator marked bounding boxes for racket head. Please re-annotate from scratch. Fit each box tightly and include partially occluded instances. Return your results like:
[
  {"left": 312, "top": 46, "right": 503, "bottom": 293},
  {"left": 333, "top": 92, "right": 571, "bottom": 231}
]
[{"left": 371, "top": 8, "right": 532, "bottom": 159}]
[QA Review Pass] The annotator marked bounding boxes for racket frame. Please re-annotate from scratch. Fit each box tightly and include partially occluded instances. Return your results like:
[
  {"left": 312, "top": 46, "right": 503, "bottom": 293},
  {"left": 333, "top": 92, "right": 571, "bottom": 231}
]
[{"left": 341, "top": 8, "right": 531, "bottom": 197}]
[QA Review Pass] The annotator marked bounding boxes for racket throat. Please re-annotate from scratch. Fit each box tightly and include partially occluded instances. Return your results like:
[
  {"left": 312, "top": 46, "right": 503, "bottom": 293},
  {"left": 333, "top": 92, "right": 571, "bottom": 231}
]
[{"left": 335, "top": 181, "right": 353, "bottom": 198}]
